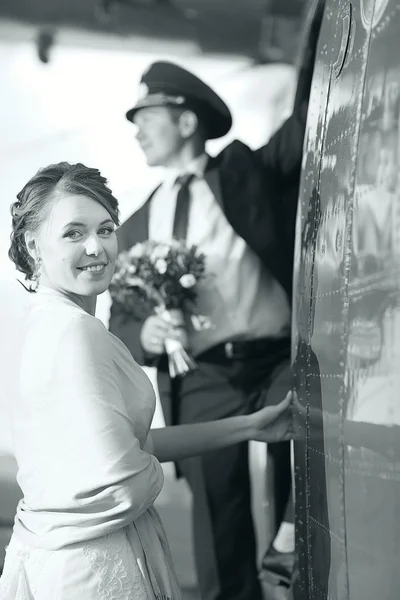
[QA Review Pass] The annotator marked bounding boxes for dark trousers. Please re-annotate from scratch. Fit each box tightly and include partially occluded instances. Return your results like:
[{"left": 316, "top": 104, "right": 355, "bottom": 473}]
[{"left": 157, "top": 338, "right": 290, "bottom": 600}]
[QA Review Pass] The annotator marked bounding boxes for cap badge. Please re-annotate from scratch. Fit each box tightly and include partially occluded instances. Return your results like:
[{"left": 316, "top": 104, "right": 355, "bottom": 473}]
[{"left": 137, "top": 82, "right": 149, "bottom": 100}]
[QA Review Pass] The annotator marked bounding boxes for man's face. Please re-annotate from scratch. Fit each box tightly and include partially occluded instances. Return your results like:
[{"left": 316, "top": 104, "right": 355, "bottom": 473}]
[{"left": 133, "top": 106, "right": 185, "bottom": 167}]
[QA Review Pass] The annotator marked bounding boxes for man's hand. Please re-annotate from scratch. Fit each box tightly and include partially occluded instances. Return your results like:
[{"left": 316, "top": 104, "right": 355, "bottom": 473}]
[
  {"left": 248, "top": 392, "right": 293, "bottom": 443},
  {"left": 140, "top": 315, "right": 189, "bottom": 355}
]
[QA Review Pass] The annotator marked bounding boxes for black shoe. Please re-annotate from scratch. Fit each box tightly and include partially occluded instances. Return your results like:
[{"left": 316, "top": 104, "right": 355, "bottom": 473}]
[
  {"left": 260, "top": 578, "right": 294, "bottom": 600},
  {"left": 259, "top": 545, "right": 295, "bottom": 588}
]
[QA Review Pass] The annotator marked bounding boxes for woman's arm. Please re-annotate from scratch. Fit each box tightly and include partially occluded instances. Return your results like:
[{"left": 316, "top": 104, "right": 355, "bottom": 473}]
[
  {"left": 50, "top": 315, "right": 163, "bottom": 524},
  {"left": 149, "top": 394, "right": 292, "bottom": 463}
]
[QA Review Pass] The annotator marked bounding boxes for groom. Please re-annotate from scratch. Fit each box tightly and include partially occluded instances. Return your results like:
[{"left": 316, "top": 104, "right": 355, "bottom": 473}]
[{"left": 109, "top": 3, "right": 324, "bottom": 598}]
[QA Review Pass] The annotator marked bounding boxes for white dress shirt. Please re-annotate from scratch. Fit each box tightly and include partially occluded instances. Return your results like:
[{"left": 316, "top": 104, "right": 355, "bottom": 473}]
[{"left": 149, "top": 153, "right": 291, "bottom": 356}]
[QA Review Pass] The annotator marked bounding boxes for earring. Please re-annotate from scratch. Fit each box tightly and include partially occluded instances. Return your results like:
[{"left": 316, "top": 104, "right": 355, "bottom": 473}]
[
  {"left": 30, "top": 257, "right": 41, "bottom": 292},
  {"left": 33, "top": 256, "right": 42, "bottom": 281}
]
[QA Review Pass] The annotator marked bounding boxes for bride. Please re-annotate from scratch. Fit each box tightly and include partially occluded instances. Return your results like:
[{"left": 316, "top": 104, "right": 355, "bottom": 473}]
[{"left": 0, "top": 162, "right": 292, "bottom": 599}]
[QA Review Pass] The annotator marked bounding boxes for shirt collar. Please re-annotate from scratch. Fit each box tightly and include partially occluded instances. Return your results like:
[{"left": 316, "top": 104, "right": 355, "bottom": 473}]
[{"left": 165, "top": 153, "right": 209, "bottom": 189}]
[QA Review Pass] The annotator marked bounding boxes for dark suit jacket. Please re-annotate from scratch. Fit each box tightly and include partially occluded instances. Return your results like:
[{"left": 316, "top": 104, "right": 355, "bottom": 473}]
[{"left": 109, "top": 0, "right": 325, "bottom": 367}]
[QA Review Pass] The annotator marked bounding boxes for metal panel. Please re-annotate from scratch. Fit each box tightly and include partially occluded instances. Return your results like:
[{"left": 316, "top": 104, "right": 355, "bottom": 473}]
[{"left": 293, "top": 0, "right": 400, "bottom": 598}]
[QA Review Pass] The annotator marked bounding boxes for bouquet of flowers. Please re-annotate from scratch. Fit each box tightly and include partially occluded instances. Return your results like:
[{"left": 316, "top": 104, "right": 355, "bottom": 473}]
[{"left": 109, "top": 240, "right": 213, "bottom": 378}]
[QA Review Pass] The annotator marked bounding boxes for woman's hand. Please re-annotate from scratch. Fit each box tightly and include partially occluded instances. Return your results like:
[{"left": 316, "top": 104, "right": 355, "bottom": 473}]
[
  {"left": 247, "top": 392, "right": 293, "bottom": 443},
  {"left": 291, "top": 391, "right": 342, "bottom": 442}
]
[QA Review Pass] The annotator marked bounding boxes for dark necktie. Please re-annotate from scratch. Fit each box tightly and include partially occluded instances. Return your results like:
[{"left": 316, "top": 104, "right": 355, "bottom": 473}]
[{"left": 172, "top": 173, "right": 195, "bottom": 242}]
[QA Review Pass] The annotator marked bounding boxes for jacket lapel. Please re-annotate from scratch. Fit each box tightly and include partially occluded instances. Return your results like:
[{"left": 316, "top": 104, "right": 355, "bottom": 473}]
[
  {"left": 141, "top": 198, "right": 150, "bottom": 240},
  {"left": 206, "top": 144, "right": 282, "bottom": 284},
  {"left": 129, "top": 184, "right": 162, "bottom": 243},
  {"left": 116, "top": 186, "right": 160, "bottom": 252},
  {"left": 204, "top": 155, "right": 223, "bottom": 209}
]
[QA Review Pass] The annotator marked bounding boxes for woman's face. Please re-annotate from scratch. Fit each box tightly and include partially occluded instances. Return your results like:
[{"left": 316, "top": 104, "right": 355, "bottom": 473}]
[{"left": 28, "top": 193, "right": 118, "bottom": 309}]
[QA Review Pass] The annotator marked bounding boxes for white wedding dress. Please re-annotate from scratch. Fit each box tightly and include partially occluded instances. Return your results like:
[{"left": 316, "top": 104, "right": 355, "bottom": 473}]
[{"left": 0, "top": 286, "right": 182, "bottom": 600}]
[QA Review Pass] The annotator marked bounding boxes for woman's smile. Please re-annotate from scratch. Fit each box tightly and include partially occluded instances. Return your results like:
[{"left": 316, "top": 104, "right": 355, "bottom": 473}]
[{"left": 77, "top": 262, "right": 108, "bottom": 275}]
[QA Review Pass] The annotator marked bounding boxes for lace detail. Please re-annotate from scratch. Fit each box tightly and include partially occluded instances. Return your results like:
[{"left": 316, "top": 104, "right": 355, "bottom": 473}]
[
  {"left": 0, "top": 540, "right": 51, "bottom": 599},
  {"left": 82, "top": 531, "right": 148, "bottom": 600},
  {"left": 0, "top": 558, "right": 15, "bottom": 598}
]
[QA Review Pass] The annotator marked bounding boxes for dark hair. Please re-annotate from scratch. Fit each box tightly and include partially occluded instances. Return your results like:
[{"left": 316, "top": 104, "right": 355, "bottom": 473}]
[{"left": 9, "top": 162, "right": 120, "bottom": 288}]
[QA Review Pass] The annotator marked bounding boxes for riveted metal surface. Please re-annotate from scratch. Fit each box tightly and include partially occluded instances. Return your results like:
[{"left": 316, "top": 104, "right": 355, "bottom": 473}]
[{"left": 293, "top": 1, "right": 400, "bottom": 598}]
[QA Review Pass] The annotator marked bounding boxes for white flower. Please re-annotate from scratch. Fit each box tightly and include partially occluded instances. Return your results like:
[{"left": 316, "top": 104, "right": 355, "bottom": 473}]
[
  {"left": 155, "top": 259, "right": 168, "bottom": 274},
  {"left": 179, "top": 274, "right": 196, "bottom": 288},
  {"left": 151, "top": 244, "right": 170, "bottom": 259},
  {"left": 128, "top": 244, "right": 144, "bottom": 258},
  {"left": 126, "top": 276, "right": 142, "bottom": 286},
  {"left": 127, "top": 264, "right": 137, "bottom": 274}
]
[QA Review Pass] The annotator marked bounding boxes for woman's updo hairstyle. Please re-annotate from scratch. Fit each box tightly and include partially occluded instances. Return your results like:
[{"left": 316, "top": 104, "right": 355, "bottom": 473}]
[{"left": 9, "top": 162, "right": 120, "bottom": 290}]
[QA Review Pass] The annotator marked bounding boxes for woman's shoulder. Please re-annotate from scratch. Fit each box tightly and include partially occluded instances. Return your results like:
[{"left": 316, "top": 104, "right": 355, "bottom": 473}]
[
  {"left": 27, "top": 298, "right": 108, "bottom": 355},
  {"left": 65, "top": 312, "right": 110, "bottom": 359}
]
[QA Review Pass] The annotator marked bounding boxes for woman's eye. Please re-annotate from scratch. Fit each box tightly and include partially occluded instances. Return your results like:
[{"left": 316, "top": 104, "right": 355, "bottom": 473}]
[
  {"left": 64, "top": 230, "right": 81, "bottom": 239},
  {"left": 98, "top": 227, "right": 114, "bottom": 236}
]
